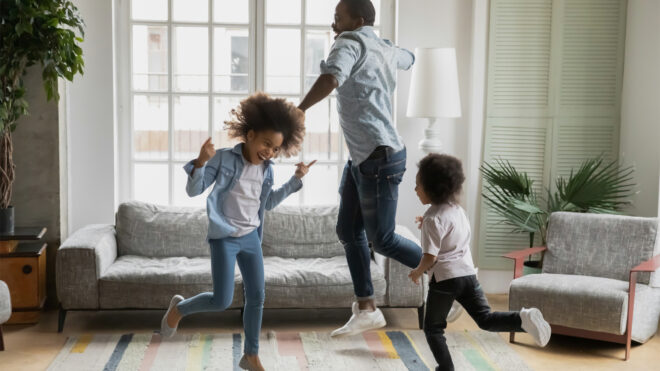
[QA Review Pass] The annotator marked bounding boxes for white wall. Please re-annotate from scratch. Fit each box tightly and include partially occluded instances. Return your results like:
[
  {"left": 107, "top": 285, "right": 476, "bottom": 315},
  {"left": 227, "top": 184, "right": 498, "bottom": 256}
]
[
  {"left": 62, "top": 0, "right": 117, "bottom": 234},
  {"left": 395, "top": 0, "right": 514, "bottom": 292},
  {"left": 620, "top": 0, "right": 660, "bottom": 218}
]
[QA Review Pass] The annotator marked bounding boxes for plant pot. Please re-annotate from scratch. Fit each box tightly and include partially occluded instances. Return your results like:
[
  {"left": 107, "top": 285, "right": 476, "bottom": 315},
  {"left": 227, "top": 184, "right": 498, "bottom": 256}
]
[
  {"left": 0, "top": 206, "right": 14, "bottom": 234},
  {"left": 522, "top": 260, "right": 542, "bottom": 275}
]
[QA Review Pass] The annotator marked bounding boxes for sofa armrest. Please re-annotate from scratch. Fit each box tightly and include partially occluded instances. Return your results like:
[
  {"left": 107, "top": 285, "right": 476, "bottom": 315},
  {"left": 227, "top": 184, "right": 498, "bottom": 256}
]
[
  {"left": 503, "top": 246, "right": 547, "bottom": 279},
  {"left": 378, "top": 225, "right": 425, "bottom": 307},
  {"left": 56, "top": 224, "right": 117, "bottom": 309}
]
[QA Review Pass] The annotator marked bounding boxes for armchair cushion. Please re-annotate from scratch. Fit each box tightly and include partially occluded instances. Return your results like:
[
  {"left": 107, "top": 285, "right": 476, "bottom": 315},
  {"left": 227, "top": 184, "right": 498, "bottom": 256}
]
[{"left": 509, "top": 273, "right": 660, "bottom": 343}]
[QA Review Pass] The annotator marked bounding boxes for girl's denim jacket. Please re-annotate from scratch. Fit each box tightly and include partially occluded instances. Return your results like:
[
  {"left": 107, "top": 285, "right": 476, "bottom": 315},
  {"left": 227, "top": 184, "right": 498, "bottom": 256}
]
[{"left": 183, "top": 143, "right": 302, "bottom": 241}]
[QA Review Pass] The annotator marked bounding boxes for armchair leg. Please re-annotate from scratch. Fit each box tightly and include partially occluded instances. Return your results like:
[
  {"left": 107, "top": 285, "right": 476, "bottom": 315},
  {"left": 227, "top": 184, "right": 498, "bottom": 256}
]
[
  {"left": 0, "top": 325, "right": 5, "bottom": 351},
  {"left": 58, "top": 308, "right": 67, "bottom": 333},
  {"left": 625, "top": 338, "right": 631, "bottom": 361},
  {"left": 509, "top": 331, "right": 515, "bottom": 343},
  {"left": 417, "top": 304, "right": 425, "bottom": 330}
]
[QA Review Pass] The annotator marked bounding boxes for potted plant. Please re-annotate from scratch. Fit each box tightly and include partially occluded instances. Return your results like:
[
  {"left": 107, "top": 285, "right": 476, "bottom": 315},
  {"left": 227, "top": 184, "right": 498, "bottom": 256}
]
[
  {"left": 0, "top": 0, "right": 85, "bottom": 233},
  {"left": 481, "top": 157, "right": 636, "bottom": 274}
]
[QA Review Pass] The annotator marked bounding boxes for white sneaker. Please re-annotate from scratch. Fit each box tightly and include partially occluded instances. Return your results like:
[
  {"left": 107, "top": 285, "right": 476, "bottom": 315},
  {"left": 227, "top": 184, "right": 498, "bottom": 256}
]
[
  {"left": 520, "top": 307, "right": 551, "bottom": 347},
  {"left": 330, "top": 302, "right": 386, "bottom": 337},
  {"left": 160, "top": 295, "right": 183, "bottom": 338},
  {"left": 446, "top": 302, "right": 463, "bottom": 322}
]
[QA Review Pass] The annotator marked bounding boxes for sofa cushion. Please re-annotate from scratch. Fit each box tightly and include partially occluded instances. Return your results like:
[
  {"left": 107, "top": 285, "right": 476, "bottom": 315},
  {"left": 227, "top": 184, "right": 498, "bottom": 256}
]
[
  {"left": 262, "top": 256, "right": 386, "bottom": 308},
  {"left": 116, "top": 201, "right": 209, "bottom": 258},
  {"left": 544, "top": 212, "right": 660, "bottom": 286},
  {"left": 509, "top": 273, "right": 660, "bottom": 343},
  {"left": 98, "top": 255, "right": 243, "bottom": 309},
  {"left": 262, "top": 205, "right": 345, "bottom": 258}
]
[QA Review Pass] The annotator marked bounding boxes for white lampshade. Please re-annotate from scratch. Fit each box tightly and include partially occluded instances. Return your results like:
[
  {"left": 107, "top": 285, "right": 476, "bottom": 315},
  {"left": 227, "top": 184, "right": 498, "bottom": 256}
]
[{"left": 406, "top": 48, "right": 461, "bottom": 118}]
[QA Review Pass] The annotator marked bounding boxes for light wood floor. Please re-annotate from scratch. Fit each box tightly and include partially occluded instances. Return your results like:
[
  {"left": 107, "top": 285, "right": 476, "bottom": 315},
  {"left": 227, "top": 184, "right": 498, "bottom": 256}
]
[{"left": 1, "top": 294, "right": 659, "bottom": 370}]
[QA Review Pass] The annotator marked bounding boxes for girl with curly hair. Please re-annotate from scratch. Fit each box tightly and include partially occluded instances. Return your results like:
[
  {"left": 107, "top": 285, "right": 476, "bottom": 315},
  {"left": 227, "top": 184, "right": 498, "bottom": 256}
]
[
  {"left": 409, "top": 153, "right": 550, "bottom": 371},
  {"left": 160, "top": 92, "right": 313, "bottom": 371}
]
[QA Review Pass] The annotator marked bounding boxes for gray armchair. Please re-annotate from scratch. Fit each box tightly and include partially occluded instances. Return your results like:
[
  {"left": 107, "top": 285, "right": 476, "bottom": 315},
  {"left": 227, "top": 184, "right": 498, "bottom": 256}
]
[{"left": 504, "top": 212, "right": 660, "bottom": 360}]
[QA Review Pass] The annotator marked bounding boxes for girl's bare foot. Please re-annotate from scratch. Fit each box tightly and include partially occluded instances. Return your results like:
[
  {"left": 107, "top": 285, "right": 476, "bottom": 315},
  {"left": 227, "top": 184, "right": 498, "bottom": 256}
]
[
  {"left": 239, "top": 354, "right": 265, "bottom": 371},
  {"left": 167, "top": 305, "right": 182, "bottom": 328}
]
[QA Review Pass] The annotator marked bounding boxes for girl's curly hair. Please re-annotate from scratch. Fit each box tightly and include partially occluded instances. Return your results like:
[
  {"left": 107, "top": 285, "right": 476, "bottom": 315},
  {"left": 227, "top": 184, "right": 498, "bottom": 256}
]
[
  {"left": 417, "top": 153, "right": 465, "bottom": 205},
  {"left": 224, "top": 92, "right": 305, "bottom": 157}
]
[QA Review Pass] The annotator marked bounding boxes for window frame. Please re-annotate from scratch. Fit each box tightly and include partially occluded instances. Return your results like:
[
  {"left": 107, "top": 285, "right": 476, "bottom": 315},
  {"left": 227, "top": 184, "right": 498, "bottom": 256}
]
[{"left": 116, "top": 0, "right": 396, "bottom": 207}]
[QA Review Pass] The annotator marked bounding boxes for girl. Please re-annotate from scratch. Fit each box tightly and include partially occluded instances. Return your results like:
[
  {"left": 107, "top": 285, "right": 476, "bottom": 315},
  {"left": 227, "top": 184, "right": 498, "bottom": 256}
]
[
  {"left": 409, "top": 153, "right": 550, "bottom": 371},
  {"left": 161, "top": 92, "right": 313, "bottom": 371}
]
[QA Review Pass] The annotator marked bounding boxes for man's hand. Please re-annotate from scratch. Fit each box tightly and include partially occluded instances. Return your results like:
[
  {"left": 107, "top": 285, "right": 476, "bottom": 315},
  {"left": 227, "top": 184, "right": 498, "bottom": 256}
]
[
  {"left": 415, "top": 216, "right": 424, "bottom": 230},
  {"left": 408, "top": 268, "right": 424, "bottom": 285},
  {"left": 196, "top": 137, "right": 215, "bottom": 168},
  {"left": 294, "top": 160, "right": 317, "bottom": 179}
]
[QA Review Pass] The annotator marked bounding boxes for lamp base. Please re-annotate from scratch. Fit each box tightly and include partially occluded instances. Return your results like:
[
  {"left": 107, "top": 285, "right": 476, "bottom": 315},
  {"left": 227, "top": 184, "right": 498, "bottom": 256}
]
[{"left": 418, "top": 118, "right": 445, "bottom": 154}]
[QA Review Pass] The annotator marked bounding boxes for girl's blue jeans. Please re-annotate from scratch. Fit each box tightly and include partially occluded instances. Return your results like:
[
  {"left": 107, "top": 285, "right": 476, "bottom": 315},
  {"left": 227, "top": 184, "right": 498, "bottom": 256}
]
[{"left": 177, "top": 229, "right": 264, "bottom": 355}]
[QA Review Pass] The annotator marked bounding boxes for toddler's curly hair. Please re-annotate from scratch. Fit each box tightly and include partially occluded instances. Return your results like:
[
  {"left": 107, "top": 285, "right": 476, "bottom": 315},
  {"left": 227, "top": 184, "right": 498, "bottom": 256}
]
[
  {"left": 417, "top": 153, "right": 465, "bottom": 205},
  {"left": 224, "top": 92, "right": 305, "bottom": 157}
]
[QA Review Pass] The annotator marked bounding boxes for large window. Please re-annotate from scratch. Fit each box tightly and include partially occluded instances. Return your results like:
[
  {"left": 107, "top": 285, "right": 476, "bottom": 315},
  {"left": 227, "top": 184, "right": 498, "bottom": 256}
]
[{"left": 118, "top": 0, "right": 393, "bottom": 207}]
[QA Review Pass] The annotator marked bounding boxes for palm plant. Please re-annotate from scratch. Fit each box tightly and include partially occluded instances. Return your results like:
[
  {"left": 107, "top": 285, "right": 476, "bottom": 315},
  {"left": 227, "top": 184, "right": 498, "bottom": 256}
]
[{"left": 481, "top": 157, "right": 636, "bottom": 262}]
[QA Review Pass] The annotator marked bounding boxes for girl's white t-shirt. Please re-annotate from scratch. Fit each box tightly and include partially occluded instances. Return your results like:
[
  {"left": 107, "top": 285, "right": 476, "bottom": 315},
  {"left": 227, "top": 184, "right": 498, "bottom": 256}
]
[
  {"left": 421, "top": 203, "right": 477, "bottom": 282},
  {"left": 222, "top": 158, "right": 265, "bottom": 237}
]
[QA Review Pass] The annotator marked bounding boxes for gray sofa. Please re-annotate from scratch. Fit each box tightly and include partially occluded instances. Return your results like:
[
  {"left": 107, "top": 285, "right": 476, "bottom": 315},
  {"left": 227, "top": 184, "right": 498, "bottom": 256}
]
[
  {"left": 56, "top": 201, "right": 426, "bottom": 332},
  {"left": 507, "top": 212, "right": 660, "bottom": 360}
]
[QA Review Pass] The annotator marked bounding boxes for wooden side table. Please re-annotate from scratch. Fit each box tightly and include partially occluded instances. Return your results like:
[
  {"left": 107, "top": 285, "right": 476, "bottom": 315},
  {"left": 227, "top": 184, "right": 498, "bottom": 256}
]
[{"left": 0, "top": 227, "right": 47, "bottom": 324}]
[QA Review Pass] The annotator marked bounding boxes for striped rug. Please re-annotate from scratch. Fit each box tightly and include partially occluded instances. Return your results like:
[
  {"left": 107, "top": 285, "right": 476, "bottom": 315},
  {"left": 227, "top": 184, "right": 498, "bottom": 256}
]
[{"left": 48, "top": 330, "right": 531, "bottom": 371}]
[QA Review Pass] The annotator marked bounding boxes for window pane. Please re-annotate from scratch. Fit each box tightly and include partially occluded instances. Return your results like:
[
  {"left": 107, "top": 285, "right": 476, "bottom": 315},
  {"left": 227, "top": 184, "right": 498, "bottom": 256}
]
[
  {"left": 305, "top": 0, "right": 380, "bottom": 26},
  {"left": 174, "top": 27, "right": 209, "bottom": 92},
  {"left": 173, "top": 163, "right": 210, "bottom": 207},
  {"left": 303, "top": 99, "right": 333, "bottom": 161},
  {"left": 172, "top": 0, "right": 208, "bottom": 22},
  {"left": 304, "top": 30, "right": 333, "bottom": 94},
  {"left": 214, "top": 0, "right": 249, "bottom": 23},
  {"left": 134, "top": 95, "right": 168, "bottom": 160},
  {"left": 303, "top": 165, "right": 338, "bottom": 205},
  {"left": 214, "top": 28, "right": 249, "bottom": 93},
  {"left": 266, "top": 28, "right": 300, "bottom": 94},
  {"left": 174, "top": 96, "right": 209, "bottom": 160},
  {"left": 132, "top": 25, "right": 168, "bottom": 91},
  {"left": 266, "top": 0, "right": 301, "bottom": 24},
  {"left": 134, "top": 163, "right": 169, "bottom": 205},
  {"left": 330, "top": 96, "right": 342, "bottom": 161},
  {"left": 132, "top": 0, "right": 167, "bottom": 21},
  {"left": 213, "top": 96, "right": 243, "bottom": 148},
  {"left": 305, "top": 0, "right": 335, "bottom": 26},
  {"left": 373, "top": 0, "right": 381, "bottom": 26},
  {"left": 272, "top": 164, "right": 300, "bottom": 206}
]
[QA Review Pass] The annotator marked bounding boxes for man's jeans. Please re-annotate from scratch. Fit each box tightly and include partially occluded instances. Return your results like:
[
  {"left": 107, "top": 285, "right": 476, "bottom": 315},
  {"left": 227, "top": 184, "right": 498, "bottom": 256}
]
[{"left": 336, "top": 147, "right": 423, "bottom": 300}]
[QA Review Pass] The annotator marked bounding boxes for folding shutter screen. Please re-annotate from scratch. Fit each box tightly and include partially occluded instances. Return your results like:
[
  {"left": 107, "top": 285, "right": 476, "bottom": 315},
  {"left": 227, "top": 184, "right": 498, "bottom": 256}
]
[{"left": 478, "top": 0, "right": 626, "bottom": 269}]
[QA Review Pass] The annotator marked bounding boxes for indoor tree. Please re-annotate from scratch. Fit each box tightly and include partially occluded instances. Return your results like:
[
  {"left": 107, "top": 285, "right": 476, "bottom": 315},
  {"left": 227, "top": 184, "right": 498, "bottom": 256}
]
[
  {"left": 0, "top": 0, "right": 84, "bottom": 232},
  {"left": 481, "top": 157, "right": 636, "bottom": 267}
]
